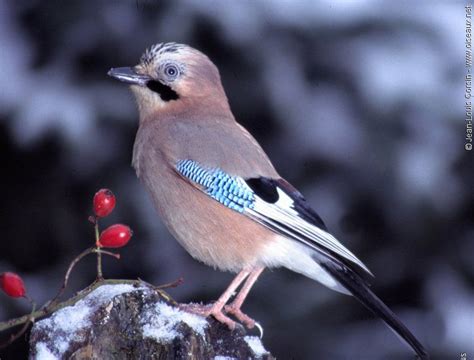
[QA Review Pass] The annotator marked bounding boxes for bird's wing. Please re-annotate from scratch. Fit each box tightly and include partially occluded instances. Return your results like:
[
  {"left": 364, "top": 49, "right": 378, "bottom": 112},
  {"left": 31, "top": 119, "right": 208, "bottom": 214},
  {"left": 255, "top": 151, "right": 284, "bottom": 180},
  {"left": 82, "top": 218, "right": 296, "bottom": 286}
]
[
  {"left": 175, "top": 159, "right": 431, "bottom": 358},
  {"left": 175, "top": 159, "right": 373, "bottom": 278}
]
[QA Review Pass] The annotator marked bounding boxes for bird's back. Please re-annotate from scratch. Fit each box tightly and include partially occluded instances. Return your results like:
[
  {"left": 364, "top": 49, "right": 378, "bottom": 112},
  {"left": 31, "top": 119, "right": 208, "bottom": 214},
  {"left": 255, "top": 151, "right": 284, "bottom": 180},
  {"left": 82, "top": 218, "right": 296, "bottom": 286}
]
[{"left": 133, "top": 112, "right": 278, "bottom": 179}]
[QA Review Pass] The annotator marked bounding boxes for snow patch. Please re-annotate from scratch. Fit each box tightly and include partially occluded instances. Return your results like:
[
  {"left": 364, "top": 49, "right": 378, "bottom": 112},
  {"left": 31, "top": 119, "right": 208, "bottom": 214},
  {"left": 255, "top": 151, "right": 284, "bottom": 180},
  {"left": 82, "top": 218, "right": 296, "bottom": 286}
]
[
  {"left": 214, "top": 356, "right": 237, "bottom": 360},
  {"left": 244, "top": 336, "right": 269, "bottom": 358},
  {"left": 141, "top": 302, "right": 208, "bottom": 343},
  {"left": 35, "top": 342, "right": 59, "bottom": 360},
  {"left": 34, "top": 284, "right": 144, "bottom": 358}
]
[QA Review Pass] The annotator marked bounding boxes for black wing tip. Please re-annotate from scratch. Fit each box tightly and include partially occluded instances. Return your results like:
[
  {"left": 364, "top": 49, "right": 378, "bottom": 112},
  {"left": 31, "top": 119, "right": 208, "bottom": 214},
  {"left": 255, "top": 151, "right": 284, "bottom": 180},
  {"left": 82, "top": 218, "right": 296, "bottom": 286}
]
[
  {"left": 415, "top": 350, "right": 431, "bottom": 360},
  {"left": 413, "top": 346, "right": 430, "bottom": 360}
]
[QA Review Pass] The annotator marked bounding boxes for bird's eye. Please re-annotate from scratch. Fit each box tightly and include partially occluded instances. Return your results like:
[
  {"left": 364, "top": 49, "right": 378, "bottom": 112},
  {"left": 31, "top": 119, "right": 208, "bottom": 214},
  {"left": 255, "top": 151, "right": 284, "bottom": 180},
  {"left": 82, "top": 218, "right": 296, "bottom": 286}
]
[{"left": 163, "top": 64, "right": 180, "bottom": 80}]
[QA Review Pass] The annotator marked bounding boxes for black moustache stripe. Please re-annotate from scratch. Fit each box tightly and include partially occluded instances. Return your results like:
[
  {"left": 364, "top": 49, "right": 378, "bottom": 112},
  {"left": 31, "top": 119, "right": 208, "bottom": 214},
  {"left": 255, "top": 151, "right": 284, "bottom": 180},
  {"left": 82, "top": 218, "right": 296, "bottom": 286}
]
[{"left": 146, "top": 80, "right": 179, "bottom": 101}]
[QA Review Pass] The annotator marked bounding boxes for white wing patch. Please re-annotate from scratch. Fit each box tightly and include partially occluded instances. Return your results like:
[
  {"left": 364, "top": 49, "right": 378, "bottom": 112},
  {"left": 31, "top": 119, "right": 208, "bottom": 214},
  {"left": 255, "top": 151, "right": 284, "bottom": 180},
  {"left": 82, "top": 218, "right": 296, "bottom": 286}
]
[{"left": 245, "top": 187, "right": 373, "bottom": 276}]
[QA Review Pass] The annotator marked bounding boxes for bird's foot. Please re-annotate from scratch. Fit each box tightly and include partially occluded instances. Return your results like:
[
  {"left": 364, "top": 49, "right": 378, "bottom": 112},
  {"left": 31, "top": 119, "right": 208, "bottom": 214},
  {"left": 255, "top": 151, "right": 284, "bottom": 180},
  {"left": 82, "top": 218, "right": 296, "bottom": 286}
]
[
  {"left": 179, "top": 303, "right": 237, "bottom": 330},
  {"left": 224, "top": 303, "right": 255, "bottom": 329}
]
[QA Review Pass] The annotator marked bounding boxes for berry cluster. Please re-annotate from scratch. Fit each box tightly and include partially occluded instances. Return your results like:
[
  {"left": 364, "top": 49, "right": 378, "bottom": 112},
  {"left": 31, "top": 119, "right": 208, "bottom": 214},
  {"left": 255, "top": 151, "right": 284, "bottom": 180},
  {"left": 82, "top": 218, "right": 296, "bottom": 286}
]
[
  {"left": 1, "top": 188, "right": 134, "bottom": 349},
  {"left": 1, "top": 188, "right": 185, "bottom": 351},
  {"left": 93, "top": 189, "right": 133, "bottom": 248}
]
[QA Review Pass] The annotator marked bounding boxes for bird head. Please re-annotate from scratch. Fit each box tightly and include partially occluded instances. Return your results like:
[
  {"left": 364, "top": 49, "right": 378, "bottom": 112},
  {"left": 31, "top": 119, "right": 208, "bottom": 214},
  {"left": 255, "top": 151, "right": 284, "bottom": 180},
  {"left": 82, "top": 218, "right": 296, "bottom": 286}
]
[{"left": 108, "top": 42, "right": 229, "bottom": 121}]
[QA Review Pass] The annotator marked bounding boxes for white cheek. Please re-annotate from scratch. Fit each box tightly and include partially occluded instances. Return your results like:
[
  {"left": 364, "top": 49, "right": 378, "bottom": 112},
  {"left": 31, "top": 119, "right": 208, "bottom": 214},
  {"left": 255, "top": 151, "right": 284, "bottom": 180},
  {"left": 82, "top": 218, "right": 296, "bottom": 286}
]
[{"left": 131, "top": 86, "right": 167, "bottom": 111}]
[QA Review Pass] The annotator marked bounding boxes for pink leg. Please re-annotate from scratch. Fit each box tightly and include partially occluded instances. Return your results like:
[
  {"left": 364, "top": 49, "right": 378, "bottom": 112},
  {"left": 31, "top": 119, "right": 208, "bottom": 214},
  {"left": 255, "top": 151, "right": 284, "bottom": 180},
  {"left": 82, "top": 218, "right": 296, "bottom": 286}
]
[
  {"left": 225, "top": 266, "right": 265, "bottom": 328},
  {"left": 180, "top": 268, "right": 251, "bottom": 329}
]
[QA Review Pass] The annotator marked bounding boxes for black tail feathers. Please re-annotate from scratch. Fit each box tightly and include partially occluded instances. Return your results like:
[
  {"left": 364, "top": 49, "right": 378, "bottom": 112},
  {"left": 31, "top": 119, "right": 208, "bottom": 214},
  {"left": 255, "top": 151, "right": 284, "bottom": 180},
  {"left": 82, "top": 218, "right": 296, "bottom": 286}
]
[{"left": 321, "top": 261, "right": 429, "bottom": 359}]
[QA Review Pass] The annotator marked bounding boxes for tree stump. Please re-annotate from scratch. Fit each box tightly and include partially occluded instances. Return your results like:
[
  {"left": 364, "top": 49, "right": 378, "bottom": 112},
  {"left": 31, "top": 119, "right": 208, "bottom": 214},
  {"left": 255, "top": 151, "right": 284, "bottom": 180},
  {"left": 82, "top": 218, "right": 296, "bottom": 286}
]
[{"left": 28, "top": 282, "right": 274, "bottom": 360}]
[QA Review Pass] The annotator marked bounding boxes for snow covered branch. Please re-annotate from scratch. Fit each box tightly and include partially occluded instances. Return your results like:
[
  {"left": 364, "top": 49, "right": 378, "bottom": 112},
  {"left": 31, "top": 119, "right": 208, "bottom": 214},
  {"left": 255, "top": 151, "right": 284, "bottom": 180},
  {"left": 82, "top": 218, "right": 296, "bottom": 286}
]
[{"left": 29, "top": 281, "right": 274, "bottom": 360}]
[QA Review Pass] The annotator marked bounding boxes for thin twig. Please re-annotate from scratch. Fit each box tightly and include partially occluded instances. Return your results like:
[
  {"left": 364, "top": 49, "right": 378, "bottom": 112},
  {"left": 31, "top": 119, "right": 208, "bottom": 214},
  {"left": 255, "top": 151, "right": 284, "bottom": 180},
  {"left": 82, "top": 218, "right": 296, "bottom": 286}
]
[
  {"left": 46, "top": 247, "right": 119, "bottom": 310},
  {"left": 93, "top": 249, "right": 120, "bottom": 260},
  {"left": 138, "top": 277, "right": 184, "bottom": 305},
  {"left": 45, "top": 247, "right": 95, "bottom": 310},
  {"left": 0, "top": 279, "right": 148, "bottom": 333},
  {"left": 0, "top": 300, "right": 36, "bottom": 349},
  {"left": 95, "top": 220, "right": 103, "bottom": 280},
  {"left": 154, "top": 277, "right": 184, "bottom": 289}
]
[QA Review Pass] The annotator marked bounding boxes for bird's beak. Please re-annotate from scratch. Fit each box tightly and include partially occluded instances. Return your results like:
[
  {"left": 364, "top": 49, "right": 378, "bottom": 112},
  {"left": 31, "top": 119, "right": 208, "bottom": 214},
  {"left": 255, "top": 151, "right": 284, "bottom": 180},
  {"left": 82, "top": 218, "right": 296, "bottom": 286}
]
[{"left": 107, "top": 67, "right": 151, "bottom": 86}]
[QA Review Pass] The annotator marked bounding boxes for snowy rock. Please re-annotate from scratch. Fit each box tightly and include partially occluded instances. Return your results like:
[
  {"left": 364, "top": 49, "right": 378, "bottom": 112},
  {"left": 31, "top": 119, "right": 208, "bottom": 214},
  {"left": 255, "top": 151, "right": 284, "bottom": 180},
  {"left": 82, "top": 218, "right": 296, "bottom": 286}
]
[{"left": 29, "top": 282, "right": 274, "bottom": 359}]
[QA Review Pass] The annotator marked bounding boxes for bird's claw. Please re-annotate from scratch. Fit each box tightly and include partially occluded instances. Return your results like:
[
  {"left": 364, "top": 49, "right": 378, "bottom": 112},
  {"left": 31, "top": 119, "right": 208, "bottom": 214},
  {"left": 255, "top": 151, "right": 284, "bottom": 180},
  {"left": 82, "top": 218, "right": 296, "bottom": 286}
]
[
  {"left": 224, "top": 304, "right": 256, "bottom": 329},
  {"left": 179, "top": 303, "right": 237, "bottom": 329},
  {"left": 254, "top": 321, "right": 264, "bottom": 338}
]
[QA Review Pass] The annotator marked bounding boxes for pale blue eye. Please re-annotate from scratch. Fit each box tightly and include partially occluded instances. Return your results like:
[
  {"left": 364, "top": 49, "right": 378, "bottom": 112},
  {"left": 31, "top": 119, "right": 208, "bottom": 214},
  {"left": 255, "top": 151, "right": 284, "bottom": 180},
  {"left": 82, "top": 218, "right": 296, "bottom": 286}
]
[{"left": 164, "top": 64, "right": 179, "bottom": 80}]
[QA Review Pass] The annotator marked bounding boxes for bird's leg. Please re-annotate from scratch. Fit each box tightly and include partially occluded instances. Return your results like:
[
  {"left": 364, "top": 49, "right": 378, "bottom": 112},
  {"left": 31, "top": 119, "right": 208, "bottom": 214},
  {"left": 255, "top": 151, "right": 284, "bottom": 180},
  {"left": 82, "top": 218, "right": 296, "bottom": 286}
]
[
  {"left": 180, "top": 268, "right": 251, "bottom": 329},
  {"left": 224, "top": 266, "right": 264, "bottom": 328}
]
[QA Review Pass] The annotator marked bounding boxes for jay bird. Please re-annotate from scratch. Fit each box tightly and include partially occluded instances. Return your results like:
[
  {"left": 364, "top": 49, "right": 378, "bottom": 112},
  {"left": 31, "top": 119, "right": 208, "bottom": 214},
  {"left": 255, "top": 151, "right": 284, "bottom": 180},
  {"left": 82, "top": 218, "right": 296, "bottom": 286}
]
[{"left": 108, "top": 42, "right": 428, "bottom": 359}]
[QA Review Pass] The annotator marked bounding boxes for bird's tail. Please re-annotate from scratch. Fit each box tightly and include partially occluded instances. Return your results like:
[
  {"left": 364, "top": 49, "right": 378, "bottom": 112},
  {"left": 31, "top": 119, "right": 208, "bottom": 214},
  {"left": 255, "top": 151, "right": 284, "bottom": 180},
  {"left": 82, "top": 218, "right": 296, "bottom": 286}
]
[{"left": 320, "top": 261, "right": 429, "bottom": 359}]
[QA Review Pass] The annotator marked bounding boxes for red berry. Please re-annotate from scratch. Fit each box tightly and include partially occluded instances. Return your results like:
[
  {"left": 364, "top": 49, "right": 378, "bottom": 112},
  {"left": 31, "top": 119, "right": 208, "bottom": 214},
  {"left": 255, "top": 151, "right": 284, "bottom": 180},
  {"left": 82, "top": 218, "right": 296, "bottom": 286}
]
[
  {"left": 98, "top": 224, "right": 133, "bottom": 248},
  {"left": 93, "top": 189, "right": 116, "bottom": 218},
  {"left": 0, "top": 272, "right": 26, "bottom": 298}
]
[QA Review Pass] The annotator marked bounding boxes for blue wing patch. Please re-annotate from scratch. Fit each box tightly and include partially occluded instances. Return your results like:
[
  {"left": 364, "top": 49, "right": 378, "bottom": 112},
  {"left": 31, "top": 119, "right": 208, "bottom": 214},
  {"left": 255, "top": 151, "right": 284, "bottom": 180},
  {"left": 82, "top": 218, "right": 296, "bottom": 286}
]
[{"left": 176, "top": 160, "right": 255, "bottom": 213}]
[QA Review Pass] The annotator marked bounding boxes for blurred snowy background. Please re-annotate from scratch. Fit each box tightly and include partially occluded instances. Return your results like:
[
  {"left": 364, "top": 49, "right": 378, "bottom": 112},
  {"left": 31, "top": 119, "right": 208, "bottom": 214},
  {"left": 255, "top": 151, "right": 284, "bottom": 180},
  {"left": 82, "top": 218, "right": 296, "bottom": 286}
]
[{"left": 0, "top": 1, "right": 471, "bottom": 359}]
